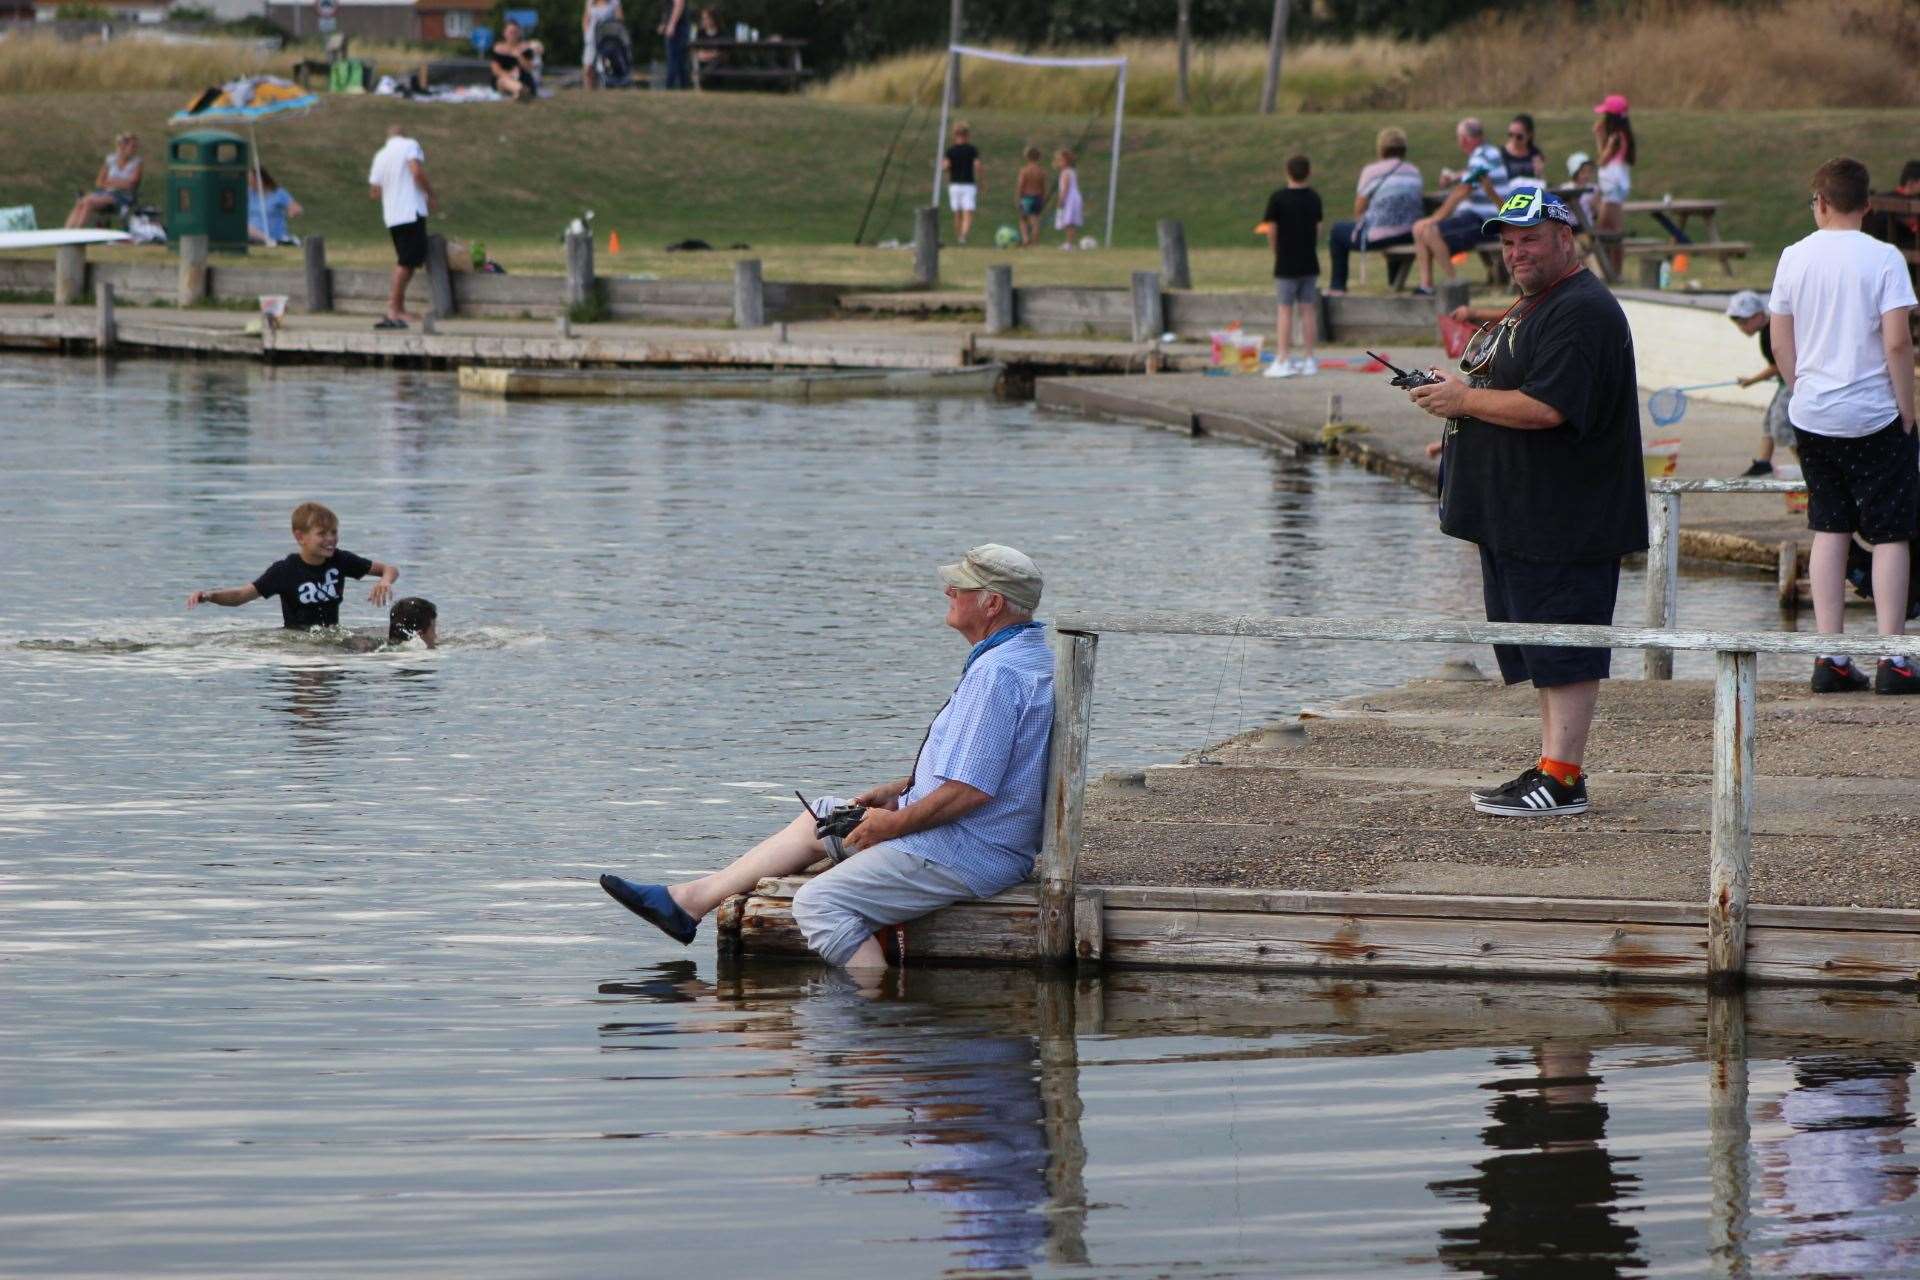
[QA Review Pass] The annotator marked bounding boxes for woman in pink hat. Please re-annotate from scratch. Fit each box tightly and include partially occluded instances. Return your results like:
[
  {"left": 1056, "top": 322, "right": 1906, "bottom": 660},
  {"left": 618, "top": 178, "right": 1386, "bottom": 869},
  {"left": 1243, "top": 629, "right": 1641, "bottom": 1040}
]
[{"left": 1591, "top": 94, "right": 1635, "bottom": 277}]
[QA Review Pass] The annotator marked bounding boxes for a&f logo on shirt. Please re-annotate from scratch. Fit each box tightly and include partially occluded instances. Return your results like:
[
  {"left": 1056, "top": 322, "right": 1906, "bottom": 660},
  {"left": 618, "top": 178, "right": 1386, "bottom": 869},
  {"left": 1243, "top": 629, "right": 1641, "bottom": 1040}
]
[{"left": 296, "top": 569, "right": 342, "bottom": 605}]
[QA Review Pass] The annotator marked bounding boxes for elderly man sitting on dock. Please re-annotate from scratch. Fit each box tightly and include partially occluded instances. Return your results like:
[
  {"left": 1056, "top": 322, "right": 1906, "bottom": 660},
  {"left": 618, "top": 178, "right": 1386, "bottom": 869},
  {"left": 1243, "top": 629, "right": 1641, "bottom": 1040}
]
[{"left": 599, "top": 545, "right": 1055, "bottom": 970}]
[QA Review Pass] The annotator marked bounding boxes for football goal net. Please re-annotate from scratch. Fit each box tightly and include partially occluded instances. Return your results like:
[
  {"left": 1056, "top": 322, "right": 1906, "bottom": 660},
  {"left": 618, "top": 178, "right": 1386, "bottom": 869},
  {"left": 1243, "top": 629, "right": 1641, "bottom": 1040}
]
[{"left": 932, "top": 45, "right": 1128, "bottom": 248}]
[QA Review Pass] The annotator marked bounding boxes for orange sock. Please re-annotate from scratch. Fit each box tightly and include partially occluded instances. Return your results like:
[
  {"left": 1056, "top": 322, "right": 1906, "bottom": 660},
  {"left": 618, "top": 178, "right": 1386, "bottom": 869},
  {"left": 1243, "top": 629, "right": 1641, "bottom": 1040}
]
[{"left": 1539, "top": 756, "right": 1582, "bottom": 786}]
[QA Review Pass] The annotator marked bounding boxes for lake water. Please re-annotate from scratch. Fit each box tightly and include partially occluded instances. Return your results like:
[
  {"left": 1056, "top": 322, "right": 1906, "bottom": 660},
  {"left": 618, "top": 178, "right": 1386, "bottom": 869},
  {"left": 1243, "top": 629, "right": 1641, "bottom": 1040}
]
[{"left": 4, "top": 356, "right": 1914, "bottom": 1277}]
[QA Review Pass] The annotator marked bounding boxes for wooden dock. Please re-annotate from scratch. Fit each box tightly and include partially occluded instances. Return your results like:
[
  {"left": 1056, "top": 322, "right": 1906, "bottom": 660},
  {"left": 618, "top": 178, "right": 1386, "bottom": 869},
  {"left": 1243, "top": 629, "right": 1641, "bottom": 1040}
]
[
  {"left": 457, "top": 362, "right": 1004, "bottom": 399},
  {"left": 725, "top": 613, "right": 1920, "bottom": 989}
]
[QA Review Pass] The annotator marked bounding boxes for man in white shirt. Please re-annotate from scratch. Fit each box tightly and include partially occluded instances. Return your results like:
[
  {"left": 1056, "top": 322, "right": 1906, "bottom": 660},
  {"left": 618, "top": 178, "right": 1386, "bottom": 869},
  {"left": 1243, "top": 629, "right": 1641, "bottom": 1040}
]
[
  {"left": 366, "top": 125, "right": 436, "bottom": 331},
  {"left": 1770, "top": 157, "right": 1919, "bottom": 694}
]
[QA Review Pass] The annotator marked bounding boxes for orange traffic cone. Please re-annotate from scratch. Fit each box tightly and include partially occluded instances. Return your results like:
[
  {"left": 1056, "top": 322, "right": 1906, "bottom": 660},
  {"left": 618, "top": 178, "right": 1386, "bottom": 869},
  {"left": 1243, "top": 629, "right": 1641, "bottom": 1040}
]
[{"left": 609, "top": 231, "right": 622, "bottom": 255}]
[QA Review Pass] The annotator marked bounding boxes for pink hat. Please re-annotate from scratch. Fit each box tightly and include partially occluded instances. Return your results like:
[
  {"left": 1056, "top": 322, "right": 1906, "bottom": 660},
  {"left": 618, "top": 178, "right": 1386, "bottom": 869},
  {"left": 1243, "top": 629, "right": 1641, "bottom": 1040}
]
[{"left": 1593, "top": 93, "right": 1629, "bottom": 115}]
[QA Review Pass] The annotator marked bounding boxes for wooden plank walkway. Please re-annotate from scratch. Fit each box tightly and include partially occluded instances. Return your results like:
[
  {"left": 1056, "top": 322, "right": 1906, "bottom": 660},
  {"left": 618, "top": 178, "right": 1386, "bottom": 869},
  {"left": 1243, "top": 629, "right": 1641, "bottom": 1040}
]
[{"left": 724, "top": 673, "right": 1920, "bottom": 986}]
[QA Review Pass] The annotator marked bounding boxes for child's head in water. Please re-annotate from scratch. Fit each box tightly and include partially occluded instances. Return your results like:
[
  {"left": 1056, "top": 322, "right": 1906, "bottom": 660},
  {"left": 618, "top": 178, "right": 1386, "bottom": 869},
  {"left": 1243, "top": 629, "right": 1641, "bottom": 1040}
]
[{"left": 388, "top": 597, "right": 438, "bottom": 648}]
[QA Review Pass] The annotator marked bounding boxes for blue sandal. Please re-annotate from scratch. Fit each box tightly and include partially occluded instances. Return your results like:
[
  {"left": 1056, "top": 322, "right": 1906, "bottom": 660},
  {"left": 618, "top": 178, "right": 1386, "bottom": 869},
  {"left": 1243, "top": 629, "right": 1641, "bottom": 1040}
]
[{"left": 599, "top": 874, "right": 699, "bottom": 945}]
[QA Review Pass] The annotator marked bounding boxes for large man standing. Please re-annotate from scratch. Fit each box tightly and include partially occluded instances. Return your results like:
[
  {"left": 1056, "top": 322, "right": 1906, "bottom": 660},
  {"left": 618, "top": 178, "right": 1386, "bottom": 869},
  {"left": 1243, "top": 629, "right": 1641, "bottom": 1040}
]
[
  {"left": 1408, "top": 189, "right": 1646, "bottom": 817},
  {"left": 600, "top": 545, "right": 1055, "bottom": 969}
]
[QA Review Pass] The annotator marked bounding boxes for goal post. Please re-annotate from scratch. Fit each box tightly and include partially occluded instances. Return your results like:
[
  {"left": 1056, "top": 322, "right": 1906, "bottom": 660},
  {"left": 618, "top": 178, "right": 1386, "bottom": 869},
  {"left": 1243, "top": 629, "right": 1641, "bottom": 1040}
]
[{"left": 933, "top": 44, "right": 1128, "bottom": 248}]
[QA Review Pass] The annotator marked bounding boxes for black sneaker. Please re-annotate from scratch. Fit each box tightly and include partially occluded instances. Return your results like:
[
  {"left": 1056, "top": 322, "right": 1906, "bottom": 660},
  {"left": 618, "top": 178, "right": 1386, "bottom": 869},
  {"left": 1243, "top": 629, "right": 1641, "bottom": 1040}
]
[
  {"left": 1737, "top": 459, "right": 1774, "bottom": 478},
  {"left": 1812, "top": 657, "right": 1870, "bottom": 693},
  {"left": 1875, "top": 659, "right": 1920, "bottom": 695},
  {"left": 1470, "top": 767, "right": 1538, "bottom": 802},
  {"left": 1472, "top": 768, "right": 1589, "bottom": 817}
]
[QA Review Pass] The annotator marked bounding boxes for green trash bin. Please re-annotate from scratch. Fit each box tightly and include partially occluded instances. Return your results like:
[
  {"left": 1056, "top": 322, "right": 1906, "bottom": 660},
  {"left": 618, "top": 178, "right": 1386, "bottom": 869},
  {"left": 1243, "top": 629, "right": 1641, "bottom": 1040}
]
[{"left": 166, "top": 130, "right": 250, "bottom": 254}]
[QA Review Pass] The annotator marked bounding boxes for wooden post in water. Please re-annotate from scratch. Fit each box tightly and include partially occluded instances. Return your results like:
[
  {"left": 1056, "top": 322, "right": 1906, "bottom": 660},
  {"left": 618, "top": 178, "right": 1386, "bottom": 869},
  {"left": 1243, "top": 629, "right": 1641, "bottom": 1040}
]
[
  {"left": 302, "top": 235, "right": 332, "bottom": 313},
  {"left": 564, "top": 229, "right": 594, "bottom": 311},
  {"left": 1706, "top": 990, "right": 1752, "bottom": 1276},
  {"left": 53, "top": 245, "right": 86, "bottom": 306},
  {"left": 1129, "top": 271, "right": 1163, "bottom": 343},
  {"left": 1157, "top": 219, "right": 1191, "bottom": 290},
  {"left": 1036, "top": 976, "right": 1091, "bottom": 1265},
  {"left": 984, "top": 264, "right": 1014, "bottom": 334},
  {"left": 1776, "top": 540, "right": 1799, "bottom": 612},
  {"left": 94, "top": 280, "right": 115, "bottom": 351},
  {"left": 1644, "top": 491, "right": 1680, "bottom": 679},
  {"left": 177, "top": 235, "right": 209, "bottom": 308},
  {"left": 424, "top": 234, "right": 455, "bottom": 319},
  {"left": 1038, "top": 631, "right": 1097, "bottom": 965},
  {"left": 912, "top": 206, "right": 940, "bottom": 290},
  {"left": 732, "top": 258, "right": 765, "bottom": 329},
  {"left": 1708, "top": 649, "right": 1755, "bottom": 989}
]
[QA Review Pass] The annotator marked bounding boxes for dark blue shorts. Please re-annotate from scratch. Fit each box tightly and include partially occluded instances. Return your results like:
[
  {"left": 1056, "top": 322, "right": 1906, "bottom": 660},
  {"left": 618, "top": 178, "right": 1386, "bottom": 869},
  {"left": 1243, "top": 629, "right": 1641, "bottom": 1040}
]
[{"left": 1478, "top": 548, "right": 1620, "bottom": 687}]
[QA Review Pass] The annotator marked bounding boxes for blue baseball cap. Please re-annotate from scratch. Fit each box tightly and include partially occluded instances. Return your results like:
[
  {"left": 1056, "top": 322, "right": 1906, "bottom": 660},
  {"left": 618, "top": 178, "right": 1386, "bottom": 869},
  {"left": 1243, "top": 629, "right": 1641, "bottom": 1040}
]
[{"left": 1482, "top": 186, "right": 1578, "bottom": 233}]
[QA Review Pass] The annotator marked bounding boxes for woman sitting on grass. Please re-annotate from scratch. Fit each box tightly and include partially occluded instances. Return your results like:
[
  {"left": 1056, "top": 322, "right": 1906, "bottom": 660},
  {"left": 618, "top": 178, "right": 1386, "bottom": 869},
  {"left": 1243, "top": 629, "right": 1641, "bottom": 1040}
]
[
  {"left": 246, "top": 168, "right": 303, "bottom": 247},
  {"left": 65, "top": 133, "right": 142, "bottom": 229},
  {"left": 491, "top": 21, "right": 544, "bottom": 101}
]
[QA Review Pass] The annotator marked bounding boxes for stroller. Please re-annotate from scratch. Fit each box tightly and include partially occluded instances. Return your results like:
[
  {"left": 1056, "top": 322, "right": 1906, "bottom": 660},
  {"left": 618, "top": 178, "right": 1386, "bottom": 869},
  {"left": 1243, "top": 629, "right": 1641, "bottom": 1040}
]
[{"left": 593, "top": 17, "right": 634, "bottom": 88}]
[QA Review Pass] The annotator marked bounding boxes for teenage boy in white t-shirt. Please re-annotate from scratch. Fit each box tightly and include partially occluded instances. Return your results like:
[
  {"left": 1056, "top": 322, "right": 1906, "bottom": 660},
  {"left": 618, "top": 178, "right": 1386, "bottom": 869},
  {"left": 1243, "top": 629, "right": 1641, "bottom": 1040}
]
[
  {"left": 367, "top": 125, "right": 436, "bottom": 331},
  {"left": 1769, "top": 157, "right": 1919, "bottom": 694}
]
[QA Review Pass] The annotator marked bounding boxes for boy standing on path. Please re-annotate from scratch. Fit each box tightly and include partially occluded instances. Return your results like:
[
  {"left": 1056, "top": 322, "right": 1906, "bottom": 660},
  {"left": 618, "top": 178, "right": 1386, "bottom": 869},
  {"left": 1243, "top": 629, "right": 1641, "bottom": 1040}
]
[
  {"left": 368, "top": 125, "right": 435, "bottom": 331},
  {"left": 187, "top": 502, "right": 398, "bottom": 630},
  {"left": 1769, "top": 158, "right": 1918, "bottom": 694},
  {"left": 1262, "top": 154, "right": 1322, "bottom": 379},
  {"left": 942, "top": 123, "right": 983, "bottom": 247}
]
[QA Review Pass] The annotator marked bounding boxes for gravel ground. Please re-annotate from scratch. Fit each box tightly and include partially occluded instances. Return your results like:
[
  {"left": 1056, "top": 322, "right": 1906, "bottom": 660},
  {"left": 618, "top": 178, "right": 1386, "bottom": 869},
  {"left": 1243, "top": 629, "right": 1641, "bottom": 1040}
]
[{"left": 1080, "top": 675, "right": 1920, "bottom": 909}]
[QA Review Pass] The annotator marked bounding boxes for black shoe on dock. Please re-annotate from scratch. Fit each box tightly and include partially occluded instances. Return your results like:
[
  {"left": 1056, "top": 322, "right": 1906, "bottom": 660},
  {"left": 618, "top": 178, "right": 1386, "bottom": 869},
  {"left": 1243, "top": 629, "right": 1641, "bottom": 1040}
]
[
  {"left": 1811, "top": 657, "right": 1870, "bottom": 693},
  {"left": 1737, "top": 459, "right": 1774, "bottom": 478},
  {"left": 1472, "top": 767, "right": 1589, "bottom": 817},
  {"left": 1875, "top": 659, "right": 1920, "bottom": 695}
]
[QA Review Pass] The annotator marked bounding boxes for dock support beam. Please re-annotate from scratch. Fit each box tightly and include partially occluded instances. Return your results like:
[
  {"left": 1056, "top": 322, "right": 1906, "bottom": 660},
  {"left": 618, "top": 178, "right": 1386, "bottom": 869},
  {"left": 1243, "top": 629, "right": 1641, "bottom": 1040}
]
[
  {"left": 1708, "top": 649, "right": 1754, "bottom": 989},
  {"left": 732, "top": 258, "right": 765, "bottom": 329},
  {"left": 54, "top": 245, "right": 86, "bottom": 306},
  {"left": 178, "top": 235, "right": 208, "bottom": 308},
  {"left": 1038, "top": 630, "right": 1097, "bottom": 965},
  {"left": 1157, "top": 219, "right": 1191, "bottom": 290},
  {"left": 912, "top": 206, "right": 940, "bottom": 290},
  {"left": 302, "top": 235, "right": 331, "bottom": 313},
  {"left": 564, "top": 229, "right": 594, "bottom": 311},
  {"left": 1706, "top": 991, "right": 1752, "bottom": 1274},
  {"left": 94, "top": 280, "right": 115, "bottom": 351},
  {"left": 425, "top": 233, "right": 455, "bottom": 319},
  {"left": 1130, "top": 271, "right": 1163, "bottom": 343},
  {"left": 984, "top": 264, "right": 1014, "bottom": 334},
  {"left": 1644, "top": 491, "right": 1679, "bottom": 679}
]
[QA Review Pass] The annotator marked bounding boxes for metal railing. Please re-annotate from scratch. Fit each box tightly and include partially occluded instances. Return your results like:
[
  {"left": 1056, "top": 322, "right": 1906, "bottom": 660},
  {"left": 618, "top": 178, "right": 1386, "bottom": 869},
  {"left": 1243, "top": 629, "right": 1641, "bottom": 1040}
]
[
  {"left": 1036, "top": 610, "right": 1913, "bottom": 986},
  {"left": 1643, "top": 477, "right": 1807, "bottom": 680}
]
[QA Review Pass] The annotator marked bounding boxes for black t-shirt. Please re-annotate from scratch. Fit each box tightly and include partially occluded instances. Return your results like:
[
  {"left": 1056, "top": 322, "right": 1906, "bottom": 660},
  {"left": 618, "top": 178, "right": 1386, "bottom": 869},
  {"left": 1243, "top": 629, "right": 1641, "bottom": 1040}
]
[
  {"left": 1262, "top": 186, "right": 1322, "bottom": 278},
  {"left": 945, "top": 144, "right": 980, "bottom": 185},
  {"left": 253, "top": 550, "right": 373, "bottom": 629},
  {"left": 1438, "top": 269, "right": 1648, "bottom": 561},
  {"left": 1757, "top": 322, "right": 1778, "bottom": 377}
]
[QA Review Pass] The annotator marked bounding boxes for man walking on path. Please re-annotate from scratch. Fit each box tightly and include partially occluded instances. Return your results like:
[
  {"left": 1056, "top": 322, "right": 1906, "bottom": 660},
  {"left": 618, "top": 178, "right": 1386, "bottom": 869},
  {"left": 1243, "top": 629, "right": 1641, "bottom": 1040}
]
[
  {"left": 1769, "top": 157, "right": 1918, "bottom": 694},
  {"left": 599, "top": 545, "right": 1055, "bottom": 971},
  {"left": 1407, "top": 189, "right": 1646, "bottom": 817},
  {"left": 367, "top": 125, "right": 435, "bottom": 331}
]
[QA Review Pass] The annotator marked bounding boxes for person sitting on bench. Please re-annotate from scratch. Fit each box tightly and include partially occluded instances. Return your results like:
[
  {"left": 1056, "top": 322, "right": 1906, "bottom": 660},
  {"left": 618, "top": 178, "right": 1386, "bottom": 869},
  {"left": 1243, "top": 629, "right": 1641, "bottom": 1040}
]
[
  {"left": 65, "top": 133, "right": 142, "bottom": 230},
  {"left": 1408, "top": 118, "right": 1505, "bottom": 297}
]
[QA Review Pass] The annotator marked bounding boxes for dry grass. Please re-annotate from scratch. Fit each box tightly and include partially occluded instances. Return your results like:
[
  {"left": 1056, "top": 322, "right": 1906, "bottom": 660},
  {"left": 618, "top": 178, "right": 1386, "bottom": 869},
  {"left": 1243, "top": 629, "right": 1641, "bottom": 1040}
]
[
  {"left": 0, "top": 32, "right": 433, "bottom": 95},
  {"left": 814, "top": 0, "right": 1920, "bottom": 116}
]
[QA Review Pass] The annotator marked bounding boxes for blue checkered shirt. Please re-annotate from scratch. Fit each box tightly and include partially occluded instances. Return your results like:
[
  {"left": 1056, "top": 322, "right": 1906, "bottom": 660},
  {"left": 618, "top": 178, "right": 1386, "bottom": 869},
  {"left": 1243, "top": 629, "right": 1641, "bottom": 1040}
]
[{"left": 892, "top": 626, "right": 1056, "bottom": 897}]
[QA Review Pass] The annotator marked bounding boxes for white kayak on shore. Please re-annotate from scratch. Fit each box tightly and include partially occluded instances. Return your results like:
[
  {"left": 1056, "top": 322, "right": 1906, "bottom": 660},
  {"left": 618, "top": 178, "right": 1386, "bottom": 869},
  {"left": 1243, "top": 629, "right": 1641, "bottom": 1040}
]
[{"left": 0, "top": 230, "right": 133, "bottom": 250}]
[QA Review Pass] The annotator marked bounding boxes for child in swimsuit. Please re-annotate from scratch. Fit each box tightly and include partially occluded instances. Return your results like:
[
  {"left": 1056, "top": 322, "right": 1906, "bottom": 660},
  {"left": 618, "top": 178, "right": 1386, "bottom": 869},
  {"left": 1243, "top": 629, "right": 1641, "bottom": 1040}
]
[{"left": 1016, "top": 147, "right": 1048, "bottom": 247}]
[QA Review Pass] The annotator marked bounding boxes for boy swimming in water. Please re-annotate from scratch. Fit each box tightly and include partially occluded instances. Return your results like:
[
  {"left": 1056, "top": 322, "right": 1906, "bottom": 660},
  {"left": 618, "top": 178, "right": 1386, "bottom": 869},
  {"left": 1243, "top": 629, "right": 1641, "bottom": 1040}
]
[
  {"left": 387, "top": 597, "right": 437, "bottom": 648},
  {"left": 186, "top": 501, "right": 397, "bottom": 629}
]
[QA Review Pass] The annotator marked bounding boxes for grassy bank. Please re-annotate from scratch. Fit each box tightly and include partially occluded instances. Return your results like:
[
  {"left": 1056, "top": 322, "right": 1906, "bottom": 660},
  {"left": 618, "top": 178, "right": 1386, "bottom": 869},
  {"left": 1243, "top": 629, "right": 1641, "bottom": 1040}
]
[
  {"left": 6, "top": 90, "right": 1915, "bottom": 294},
  {"left": 816, "top": 0, "right": 1919, "bottom": 116},
  {"left": 0, "top": 34, "right": 437, "bottom": 95}
]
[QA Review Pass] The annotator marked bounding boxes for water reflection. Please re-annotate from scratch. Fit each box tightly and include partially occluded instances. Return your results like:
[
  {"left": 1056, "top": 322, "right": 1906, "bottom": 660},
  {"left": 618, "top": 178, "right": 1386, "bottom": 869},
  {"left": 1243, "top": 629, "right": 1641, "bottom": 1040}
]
[
  {"left": 268, "top": 665, "right": 349, "bottom": 749},
  {"left": 1429, "top": 1045, "right": 1645, "bottom": 1277},
  {"left": 597, "top": 964, "right": 1082, "bottom": 1276}
]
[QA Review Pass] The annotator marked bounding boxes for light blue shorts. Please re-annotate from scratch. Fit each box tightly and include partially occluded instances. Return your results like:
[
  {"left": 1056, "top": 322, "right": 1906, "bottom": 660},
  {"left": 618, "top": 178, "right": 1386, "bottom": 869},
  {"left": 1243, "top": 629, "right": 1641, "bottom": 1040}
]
[{"left": 790, "top": 808, "right": 977, "bottom": 968}]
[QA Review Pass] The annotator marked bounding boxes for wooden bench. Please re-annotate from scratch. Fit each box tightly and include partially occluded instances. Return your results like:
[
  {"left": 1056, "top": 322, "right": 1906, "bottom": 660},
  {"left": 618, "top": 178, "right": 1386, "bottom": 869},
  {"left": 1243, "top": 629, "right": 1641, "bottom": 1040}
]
[
  {"left": 1376, "top": 242, "right": 1506, "bottom": 290},
  {"left": 1613, "top": 237, "right": 1750, "bottom": 285}
]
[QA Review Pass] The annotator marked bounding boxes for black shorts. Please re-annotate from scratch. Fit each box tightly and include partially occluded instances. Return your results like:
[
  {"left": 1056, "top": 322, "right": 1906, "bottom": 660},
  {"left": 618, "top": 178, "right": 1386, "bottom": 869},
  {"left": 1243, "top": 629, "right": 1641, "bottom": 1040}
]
[
  {"left": 1793, "top": 419, "right": 1919, "bottom": 544},
  {"left": 389, "top": 217, "right": 429, "bottom": 270},
  {"left": 1479, "top": 548, "right": 1620, "bottom": 687}
]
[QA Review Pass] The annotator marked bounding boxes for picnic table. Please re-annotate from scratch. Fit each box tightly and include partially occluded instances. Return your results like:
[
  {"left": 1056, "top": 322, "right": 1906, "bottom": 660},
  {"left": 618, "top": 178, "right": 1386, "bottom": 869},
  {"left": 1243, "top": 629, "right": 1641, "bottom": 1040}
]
[
  {"left": 1622, "top": 197, "right": 1725, "bottom": 245},
  {"left": 690, "top": 37, "right": 810, "bottom": 92}
]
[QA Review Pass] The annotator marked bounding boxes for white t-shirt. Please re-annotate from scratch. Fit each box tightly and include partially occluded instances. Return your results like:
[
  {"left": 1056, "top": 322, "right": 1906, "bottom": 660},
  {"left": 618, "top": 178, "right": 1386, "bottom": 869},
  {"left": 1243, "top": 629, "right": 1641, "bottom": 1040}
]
[
  {"left": 367, "top": 136, "right": 428, "bottom": 229},
  {"left": 1768, "top": 228, "right": 1917, "bottom": 437}
]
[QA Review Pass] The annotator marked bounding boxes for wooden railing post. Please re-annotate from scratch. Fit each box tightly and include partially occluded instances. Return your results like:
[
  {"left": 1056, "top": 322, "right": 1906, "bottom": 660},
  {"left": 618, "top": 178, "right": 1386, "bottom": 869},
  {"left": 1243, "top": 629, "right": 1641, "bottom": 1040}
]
[
  {"left": 1644, "top": 490, "right": 1680, "bottom": 679},
  {"left": 177, "top": 234, "right": 209, "bottom": 308},
  {"left": 94, "top": 279, "right": 115, "bottom": 351},
  {"left": 1129, "top": 271, "right": 1163, "bottom": 343},
  {"left": 424, "top": 233, "right": 455, "bottom": 318},
  {"left": 564, "top": 229, "right": 594, "bottom": 311},
  {"left": 912, "top": 206, "right": 940, "bottom": 289},
  {"left": 1708, "top": 648, "right": 1755, "bottom": 989},
  {"left": 732, "top": 258, "right": 765, "bottom": 328},
  {"left": 54, "top": 244, "right": 86, "bottom": 306},
  {"left": 984, "top": 264, "right": 1014, "bottom": 334},
  {"left": 302, "top": 235, "right": 332, "bottom": 313},
  {"left": 1157, "top": 218, "right": 1191, "bottom": 290},
  {"left": 1038, "top": 630, "right": 1097, "bottom": 966}
]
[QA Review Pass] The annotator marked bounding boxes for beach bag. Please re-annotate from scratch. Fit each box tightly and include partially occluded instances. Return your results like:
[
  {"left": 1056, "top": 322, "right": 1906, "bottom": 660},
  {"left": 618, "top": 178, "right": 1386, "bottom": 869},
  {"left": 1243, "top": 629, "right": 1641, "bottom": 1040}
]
[
  {"left": 0, "top": 205, "right": 36, "bottom": 233},
  {"left": 1437, "top": 311, "right": 1475, "bottom": 359},
  {"left": 329, "top": 59, "right": 369, "bottom": 93}
]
